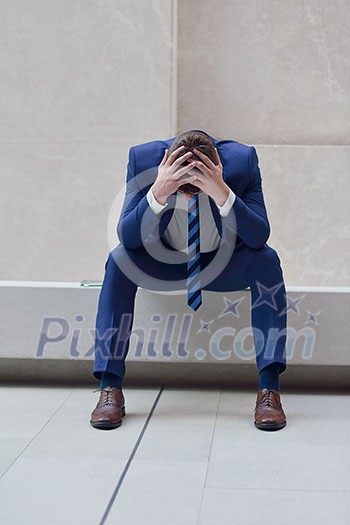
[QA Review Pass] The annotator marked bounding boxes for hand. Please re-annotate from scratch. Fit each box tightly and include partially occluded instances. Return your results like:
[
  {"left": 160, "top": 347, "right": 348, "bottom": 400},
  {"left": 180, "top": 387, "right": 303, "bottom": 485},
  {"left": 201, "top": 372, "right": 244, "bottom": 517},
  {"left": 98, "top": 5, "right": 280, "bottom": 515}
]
[
  {"left": 185, "top": 147, "right": 230, "bottom": 206},
  {"left": 152, "top": 146, "right": 198, "bottom": 204}
]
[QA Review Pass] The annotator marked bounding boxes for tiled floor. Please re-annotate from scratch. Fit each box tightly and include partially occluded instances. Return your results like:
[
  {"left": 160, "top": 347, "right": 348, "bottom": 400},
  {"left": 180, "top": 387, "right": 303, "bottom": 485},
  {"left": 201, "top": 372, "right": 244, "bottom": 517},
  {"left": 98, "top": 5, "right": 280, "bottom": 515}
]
[{"left": 0, "top": 384, "right": 350, "bottom": 525}]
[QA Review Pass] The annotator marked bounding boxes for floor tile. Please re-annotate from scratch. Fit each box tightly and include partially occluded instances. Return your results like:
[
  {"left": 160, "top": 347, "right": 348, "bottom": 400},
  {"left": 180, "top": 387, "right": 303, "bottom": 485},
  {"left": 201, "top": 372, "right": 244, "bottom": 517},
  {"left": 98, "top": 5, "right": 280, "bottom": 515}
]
[
  {"left": 205, "top": 390, "right": 350, "bottom": 491},
  {"left": 106, "top": 460, "right": 208, "bottom": 525},
  {"left": 198, "top": 488, "right": 350, "bottom": 525},
  {"left": 0, "top": 385, "right": 74, "bottom": 440},
  {"left": 132, "top": 388, "right": 220, "bottom": 462},
  {"left": 0, "top": 385, "right": 74, "bottom": 475},
  {"left": 0, "top": 386, "right": 160, "bottom": 524},
  {"left": 1, "top": 386, "right": 349, "bottom": 525},
  {"left": 216, "top": 390, "right": 350, "bottom": 448},
  {"left": 14, "top": 386, "right": 160, "bottom": 461},
  {"left": 0, "top": 455, "right": 126, "bottom": 525}
]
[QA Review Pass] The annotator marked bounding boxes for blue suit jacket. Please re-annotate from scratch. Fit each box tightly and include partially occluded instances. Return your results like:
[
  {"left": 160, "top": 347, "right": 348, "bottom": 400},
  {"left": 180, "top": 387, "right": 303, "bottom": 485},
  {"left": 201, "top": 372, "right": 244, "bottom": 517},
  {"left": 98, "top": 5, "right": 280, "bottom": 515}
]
[{"left": 116, "top": 130, "right": 270, "bottom": 252}]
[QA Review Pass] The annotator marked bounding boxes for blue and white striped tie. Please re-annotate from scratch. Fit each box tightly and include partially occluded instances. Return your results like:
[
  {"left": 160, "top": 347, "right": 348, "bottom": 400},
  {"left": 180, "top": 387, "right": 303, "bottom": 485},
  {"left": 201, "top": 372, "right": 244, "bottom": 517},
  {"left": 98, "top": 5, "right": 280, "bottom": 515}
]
[{"left": 187, "top": 194, "right": 202, "bottom": 311}]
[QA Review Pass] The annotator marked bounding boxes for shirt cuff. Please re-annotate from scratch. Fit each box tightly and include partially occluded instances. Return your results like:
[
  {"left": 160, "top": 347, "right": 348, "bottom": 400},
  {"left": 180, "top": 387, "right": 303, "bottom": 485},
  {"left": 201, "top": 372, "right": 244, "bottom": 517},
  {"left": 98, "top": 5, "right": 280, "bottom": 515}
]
[
  {"left": 216, "top": 188, "right": 236, "bottom": 217},
  {"left": 146, "top": 187, "right": 169, "bottom": 215}
]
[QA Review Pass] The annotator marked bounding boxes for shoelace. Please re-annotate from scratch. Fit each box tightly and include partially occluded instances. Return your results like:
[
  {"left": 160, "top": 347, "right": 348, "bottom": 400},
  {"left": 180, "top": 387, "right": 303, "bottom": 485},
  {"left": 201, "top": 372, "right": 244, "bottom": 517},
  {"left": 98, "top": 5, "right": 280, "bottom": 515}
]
[
  {"left": 93, "top": 388, "right": 119, "bottom": 407},
  {"left": 254, "top": 390, "right": 276, "bottom": 411},
  {"left": 264, "top": 390, "right": 274, "bottom": 408}
]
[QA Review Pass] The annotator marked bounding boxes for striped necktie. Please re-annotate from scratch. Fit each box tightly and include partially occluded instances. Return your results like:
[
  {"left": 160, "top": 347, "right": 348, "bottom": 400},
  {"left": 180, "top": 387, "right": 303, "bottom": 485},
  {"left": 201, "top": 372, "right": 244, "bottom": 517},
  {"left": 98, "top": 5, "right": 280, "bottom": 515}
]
[{"left": 186, "top": 193, "right": 202, "bottom": 311}]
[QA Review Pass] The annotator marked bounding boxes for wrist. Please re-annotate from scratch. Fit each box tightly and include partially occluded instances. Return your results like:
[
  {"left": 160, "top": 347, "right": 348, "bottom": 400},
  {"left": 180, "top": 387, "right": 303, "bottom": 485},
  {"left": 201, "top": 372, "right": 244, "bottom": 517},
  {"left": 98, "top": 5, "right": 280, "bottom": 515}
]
[
  {"left": 214, "top": 183, "right": 230, "bottom": 207},
  {"left": 152, "top": 184, "right": 168, "bottom": 205}
]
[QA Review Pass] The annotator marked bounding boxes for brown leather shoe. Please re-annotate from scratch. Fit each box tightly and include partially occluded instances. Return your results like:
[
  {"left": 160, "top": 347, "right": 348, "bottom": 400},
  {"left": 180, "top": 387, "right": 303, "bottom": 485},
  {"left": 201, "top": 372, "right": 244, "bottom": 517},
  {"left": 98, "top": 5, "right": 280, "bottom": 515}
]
[
  {"left": 254, "top": 389, "right": 287, "bottom": 431},
  {"left": 90, "top": 386, "right": 126, "bottom": 430}
]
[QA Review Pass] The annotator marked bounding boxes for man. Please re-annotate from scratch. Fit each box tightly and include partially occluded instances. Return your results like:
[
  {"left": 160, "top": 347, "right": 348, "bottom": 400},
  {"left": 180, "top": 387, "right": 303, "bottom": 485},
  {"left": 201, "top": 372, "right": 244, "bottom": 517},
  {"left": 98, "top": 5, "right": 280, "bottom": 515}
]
[{"left": 90, "top": 129, "right": 287, "bottom": 431}]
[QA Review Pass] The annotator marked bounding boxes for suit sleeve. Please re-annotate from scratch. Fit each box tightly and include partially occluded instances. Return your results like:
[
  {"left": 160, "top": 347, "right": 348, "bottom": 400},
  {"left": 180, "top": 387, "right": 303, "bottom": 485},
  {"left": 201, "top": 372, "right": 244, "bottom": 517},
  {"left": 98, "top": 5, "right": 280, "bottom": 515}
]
[
  {"left": 224, "top": 146, "right": 270, "bottom": 249},
  {"left": 116, "top": 147, "right": 166, "bottom": 249}
]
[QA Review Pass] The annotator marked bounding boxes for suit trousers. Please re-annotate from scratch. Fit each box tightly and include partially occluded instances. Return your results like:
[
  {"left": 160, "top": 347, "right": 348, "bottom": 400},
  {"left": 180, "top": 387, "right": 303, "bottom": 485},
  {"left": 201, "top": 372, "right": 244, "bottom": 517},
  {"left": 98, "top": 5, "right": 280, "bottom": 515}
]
[{"left": 92, "top": 241, "right": 287, "bottom": 381}]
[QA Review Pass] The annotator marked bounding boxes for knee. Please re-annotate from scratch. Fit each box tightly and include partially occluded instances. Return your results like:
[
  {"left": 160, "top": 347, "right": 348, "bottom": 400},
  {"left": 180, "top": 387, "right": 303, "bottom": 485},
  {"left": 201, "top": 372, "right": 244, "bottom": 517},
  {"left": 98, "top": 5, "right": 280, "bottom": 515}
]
[
  {"left": 257, "top": 245, "right": 281, "bottom": 266},
  {"left": 105, "top": 244, "right": 129, "bottom": 274},
  {"left": 109, "top": 244, "right": 127, "bottom": 265},
  {"left": 106, "top": 244, "right": 145, "bottom": 288},
  {"left": 248, "top": 245, "right": 283, "bottom": 280}
]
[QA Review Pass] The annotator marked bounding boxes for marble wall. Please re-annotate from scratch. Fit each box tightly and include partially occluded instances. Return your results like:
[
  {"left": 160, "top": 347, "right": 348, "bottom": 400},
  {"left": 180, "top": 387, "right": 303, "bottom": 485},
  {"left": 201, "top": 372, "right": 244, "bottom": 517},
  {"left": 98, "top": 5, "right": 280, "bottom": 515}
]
[
  {"left": 0, "top": 1, "right": 349, "bottom": 286},
  {"left": 178, "top": 0, "right": 350, "bottom": 145},
  {"left": 257, "top": 145, "right": 350, "bottom": 286},
  {"left": 0, "top": 0, "right": 175, "bottom": 282},
  {"left": 177, "top": 0, "right": 350, "bottom": 286}
]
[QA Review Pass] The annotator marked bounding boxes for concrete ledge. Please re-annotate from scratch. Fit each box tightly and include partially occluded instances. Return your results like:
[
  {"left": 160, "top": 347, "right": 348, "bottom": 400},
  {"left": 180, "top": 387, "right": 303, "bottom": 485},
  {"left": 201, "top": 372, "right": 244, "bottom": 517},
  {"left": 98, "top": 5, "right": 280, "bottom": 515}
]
[
  {"left": 1, "top": 358, "right": 350, "bottom": 392},
  {"left": 1, "top": 281, "right": 349, "bottom": 389}
]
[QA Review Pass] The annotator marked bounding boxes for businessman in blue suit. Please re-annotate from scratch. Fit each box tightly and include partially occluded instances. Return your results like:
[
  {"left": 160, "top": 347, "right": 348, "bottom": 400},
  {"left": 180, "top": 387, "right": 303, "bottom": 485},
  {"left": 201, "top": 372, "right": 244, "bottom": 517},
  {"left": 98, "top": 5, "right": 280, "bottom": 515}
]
[{"left": 90, "top": 129, "right": 288, "bottom": 431}]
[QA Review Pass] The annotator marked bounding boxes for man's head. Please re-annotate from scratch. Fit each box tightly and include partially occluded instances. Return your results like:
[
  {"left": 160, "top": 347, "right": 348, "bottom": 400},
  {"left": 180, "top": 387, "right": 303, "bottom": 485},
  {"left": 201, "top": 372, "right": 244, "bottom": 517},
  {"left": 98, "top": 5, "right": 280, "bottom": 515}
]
[{"left": 168, "top": 130, "right": 216, "bottom": 196}]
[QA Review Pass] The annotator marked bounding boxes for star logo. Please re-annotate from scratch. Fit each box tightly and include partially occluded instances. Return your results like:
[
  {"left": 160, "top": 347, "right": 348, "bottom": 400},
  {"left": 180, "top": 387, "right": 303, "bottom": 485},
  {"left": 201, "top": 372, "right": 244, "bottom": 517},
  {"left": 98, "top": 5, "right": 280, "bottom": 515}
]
[
  {"left": 279, "top": 294, "right": 306, "bottom": 317},
  {"left": 196, "top": 319, "right": 214, "bottom": 334},
  {"left": 219, "top": 296, "right": 245, "bottom": 319},
  {"left": 305, "top": 311, "right": 321, "bottom": 325},
  {"left": 250, "top": 282, "right": 284, "bottom": 311}
]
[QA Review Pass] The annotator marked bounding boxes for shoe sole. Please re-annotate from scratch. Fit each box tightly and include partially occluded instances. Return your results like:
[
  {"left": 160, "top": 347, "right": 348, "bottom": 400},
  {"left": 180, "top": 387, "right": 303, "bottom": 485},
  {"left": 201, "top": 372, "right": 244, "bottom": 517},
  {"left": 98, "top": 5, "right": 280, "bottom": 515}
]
[
  {"left": 90, "top": 406, "right": 126, "bottom": 430},
  {"left": 254, "top": 420, "right": 287, "bottom": 431}
]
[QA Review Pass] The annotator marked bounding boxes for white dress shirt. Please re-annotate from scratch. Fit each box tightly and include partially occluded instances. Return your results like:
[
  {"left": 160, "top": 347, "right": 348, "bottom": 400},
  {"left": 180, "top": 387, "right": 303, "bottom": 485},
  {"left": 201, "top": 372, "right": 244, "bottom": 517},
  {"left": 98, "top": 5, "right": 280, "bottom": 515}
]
[{"left": 146, "top": 187, "right": 236, "bottom": 253}]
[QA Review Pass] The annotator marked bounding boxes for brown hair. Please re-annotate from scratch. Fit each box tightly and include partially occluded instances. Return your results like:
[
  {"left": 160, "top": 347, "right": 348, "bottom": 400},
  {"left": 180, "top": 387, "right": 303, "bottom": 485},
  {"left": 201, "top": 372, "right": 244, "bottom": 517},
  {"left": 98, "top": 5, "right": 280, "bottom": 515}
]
[{"left": 168, "top": 130, "right": 216, "bottom": 194}]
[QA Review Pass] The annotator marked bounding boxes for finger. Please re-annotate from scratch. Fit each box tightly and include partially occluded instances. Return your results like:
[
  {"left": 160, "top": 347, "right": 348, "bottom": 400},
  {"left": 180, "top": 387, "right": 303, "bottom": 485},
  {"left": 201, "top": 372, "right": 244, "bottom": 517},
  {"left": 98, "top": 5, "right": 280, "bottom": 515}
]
[
  {"left": 172, "top": 151, "right": 193, "bottom": 168},
  {"left": 213, "top": 147, "right": 222, "bottom": 166},
  {"left": 173, "top": 161, "right": 196, "bottom": 179},
  {"left": 166, "top": 145, "right": 186, "bottom": 165},
  {"left": 189, "top": 181, "right": 204, "bottom": 193},
  {"left": 159, "top": 148, "right": 168, "bottom": 167},
  {"left": 189, "top": 160, "right": 211, "bottom": 177},
  {"left": 188, "top": 173, "right": 204, "bottom": 185},
  {"left": 187, "top": 166, "right": 207, "bottom": 176},
  {"left": 192, "top": 148, "right": 215, "bottom": 169},
  {"left": 170, "top": 150, "right": 193, "bottom": 170}
]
